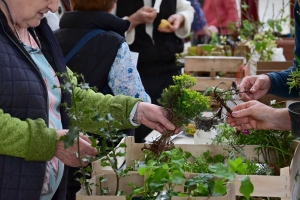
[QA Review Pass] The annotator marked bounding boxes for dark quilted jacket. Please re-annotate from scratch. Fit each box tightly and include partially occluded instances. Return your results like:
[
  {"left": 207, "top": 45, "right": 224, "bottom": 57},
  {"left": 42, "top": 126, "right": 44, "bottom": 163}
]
[{"left": 0, "top": 10, "right": 70, "bottom": 200}]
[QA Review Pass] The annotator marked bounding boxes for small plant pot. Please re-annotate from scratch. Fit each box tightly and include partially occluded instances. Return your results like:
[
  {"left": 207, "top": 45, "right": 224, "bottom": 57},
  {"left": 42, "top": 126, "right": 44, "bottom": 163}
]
[
  {"left": 194, "top": 116, "right": 221, "bottom": 132},
  {"left": 288, "top": 101, "right": 300, "bottom": 137}
]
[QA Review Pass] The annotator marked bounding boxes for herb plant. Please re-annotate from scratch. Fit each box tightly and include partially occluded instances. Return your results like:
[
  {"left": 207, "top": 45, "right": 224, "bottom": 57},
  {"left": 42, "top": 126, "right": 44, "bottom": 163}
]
[{"left": 144, "top": 74, "right": 210, "bottom": 156}]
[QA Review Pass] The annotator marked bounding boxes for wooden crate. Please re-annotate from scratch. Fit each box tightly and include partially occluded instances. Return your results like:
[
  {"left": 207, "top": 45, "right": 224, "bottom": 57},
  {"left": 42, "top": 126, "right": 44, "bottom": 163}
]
[
  {"left": 276, "top": 38, "right": 295, "bottom": 61},
  {"left": 256, "top": 61, "right": 293, "bottom": 75},
  {"left": 184, "top": 56, "right": 244, "bottom": 91},
  {"left": 92, "top": 137, "right": 300, "bottom": 199},
  {"left": 77, "top": 170, "right": 234, "bottom": 200}
]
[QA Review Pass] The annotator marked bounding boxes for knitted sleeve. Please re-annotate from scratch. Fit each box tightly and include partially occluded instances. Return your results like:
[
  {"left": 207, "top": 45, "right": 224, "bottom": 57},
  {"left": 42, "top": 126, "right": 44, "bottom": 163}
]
[
  {"left": 0, "top": 109, "right": 57, "bottom": 161},
  {"left": 67, "top": 68, "right": 140, "bottom": 133}
]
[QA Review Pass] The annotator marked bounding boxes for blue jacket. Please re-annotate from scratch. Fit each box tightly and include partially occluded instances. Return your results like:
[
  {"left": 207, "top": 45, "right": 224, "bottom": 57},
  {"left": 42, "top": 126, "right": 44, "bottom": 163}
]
[
  {"left": 267, "top": 2, "right": 300, "bottom": 98},
  {"left": 0, "top": 10, "right": 70, "bottom": 199}
]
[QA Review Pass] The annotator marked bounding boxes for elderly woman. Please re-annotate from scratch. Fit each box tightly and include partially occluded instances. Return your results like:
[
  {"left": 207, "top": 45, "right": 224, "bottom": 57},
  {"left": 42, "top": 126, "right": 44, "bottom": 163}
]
[{"left": 0, "top": 0, "right": 179, "bottom": 199}]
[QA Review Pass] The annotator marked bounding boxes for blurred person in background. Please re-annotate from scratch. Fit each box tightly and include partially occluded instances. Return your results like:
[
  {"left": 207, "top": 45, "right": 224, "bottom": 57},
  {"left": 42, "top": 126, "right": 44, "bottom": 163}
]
[
  {"left": 113, "top": 0, "right": 194, "bottom": 143},
  {"left": 200, "top": 0, "right": 238, "bottom": 36},
  {"left": 188, "top": 0, "right": 218, "bottom": 45}
]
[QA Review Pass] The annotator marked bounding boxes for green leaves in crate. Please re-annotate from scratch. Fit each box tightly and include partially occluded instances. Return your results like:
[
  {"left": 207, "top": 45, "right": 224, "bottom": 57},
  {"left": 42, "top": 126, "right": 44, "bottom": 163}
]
[{"left": 209, "top": 157, "right": 254, "bottom": 199}]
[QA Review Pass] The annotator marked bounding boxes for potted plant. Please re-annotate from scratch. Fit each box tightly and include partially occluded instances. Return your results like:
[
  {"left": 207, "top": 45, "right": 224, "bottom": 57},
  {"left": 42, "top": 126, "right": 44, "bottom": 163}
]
[{"left": 287, "top": 55, "right": 300, "bottom": 137}]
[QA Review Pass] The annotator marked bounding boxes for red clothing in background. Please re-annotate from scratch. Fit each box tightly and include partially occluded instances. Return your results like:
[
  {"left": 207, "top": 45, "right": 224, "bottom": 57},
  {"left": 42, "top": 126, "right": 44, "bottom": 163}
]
[{"left": 202, "top": 0, "right": 238, "bottom": 35}]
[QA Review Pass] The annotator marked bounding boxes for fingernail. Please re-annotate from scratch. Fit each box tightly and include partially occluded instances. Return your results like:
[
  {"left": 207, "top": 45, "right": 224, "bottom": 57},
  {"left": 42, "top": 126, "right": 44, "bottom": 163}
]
[{"left": 232, "top": 112, "right": 237, "bottom": 116}]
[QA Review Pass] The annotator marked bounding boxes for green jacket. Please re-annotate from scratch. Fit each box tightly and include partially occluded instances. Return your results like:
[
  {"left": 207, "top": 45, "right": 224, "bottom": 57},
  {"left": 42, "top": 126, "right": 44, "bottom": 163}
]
[{"left": 0, "top": 68, "right": 140, "bottom": 161}]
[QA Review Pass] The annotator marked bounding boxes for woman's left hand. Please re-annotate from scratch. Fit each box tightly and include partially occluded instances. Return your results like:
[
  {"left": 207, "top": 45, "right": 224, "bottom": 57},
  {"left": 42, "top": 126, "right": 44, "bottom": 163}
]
[{"left": 135, "top": 102, "right": 181, "bottom": 134}]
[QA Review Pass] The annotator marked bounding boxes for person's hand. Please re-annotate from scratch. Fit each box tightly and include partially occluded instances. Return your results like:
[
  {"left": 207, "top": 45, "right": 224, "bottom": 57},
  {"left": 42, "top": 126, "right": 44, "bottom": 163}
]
[
  {"left": 239, "top": 74, "right": 272, "bottom": 101},
  {"left": 207, "top": 25, "right": 218, "bottom": 35},
  {"left": 128, "top": 6, "right": 157, "bottom": 29},
  {"left": 158, "top": 14, "right": 184, "bottom": 33},
  {"left": 55, "top": 130, "right": 98, "bottom": 167},
  {"left": 226, "top": 100, "right": 291, "bottom": 131},
  {"left": 135, "top": 102, "right": 181, "bottom": 134}
]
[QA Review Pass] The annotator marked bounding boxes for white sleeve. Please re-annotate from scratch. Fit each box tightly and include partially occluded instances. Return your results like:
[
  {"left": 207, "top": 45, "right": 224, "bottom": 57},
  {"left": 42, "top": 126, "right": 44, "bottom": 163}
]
[
  {"left": 112, "top": 5, "right": 135, "bottom": 45},
  {"left": 175, "top": 0, "right": 194, "bottom": 39}
]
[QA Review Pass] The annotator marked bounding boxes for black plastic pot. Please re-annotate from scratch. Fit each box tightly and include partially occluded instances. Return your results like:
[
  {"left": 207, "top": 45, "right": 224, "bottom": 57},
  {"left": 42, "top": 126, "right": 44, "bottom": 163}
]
[{"left": 288, "top": 101, "right": 300, "bottom": 137}]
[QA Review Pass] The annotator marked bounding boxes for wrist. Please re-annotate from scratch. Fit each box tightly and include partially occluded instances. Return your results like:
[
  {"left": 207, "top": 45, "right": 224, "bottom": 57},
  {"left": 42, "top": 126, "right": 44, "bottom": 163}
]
[
  {"left": 272, "top": 108, "right": 291, "bottom": 131},
  {"left": 129, "top": 101, "right": 141, "bottom": 126},
  {"left": 132, "top": 102, "right": 140, "bottom": 124}
]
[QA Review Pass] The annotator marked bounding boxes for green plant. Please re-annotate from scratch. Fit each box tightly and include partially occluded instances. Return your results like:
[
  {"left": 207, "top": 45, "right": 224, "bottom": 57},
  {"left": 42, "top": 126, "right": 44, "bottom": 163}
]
[
  {"left": 144, "top": 74, "right": 210, "bottom": 156},
  {"left": 54, "top": 72, "right": 100, "bottom": 195},
  {"left": 287, "top": 53, "right": 300, "bottom": 95},
  {"left": 212, "top": 101, "right": 295, "bottom": 175},
  {"left": 132, "top": 147, "right": 253, "bottom": 199},
  {"left": 54, "top": 71, "right": 130, "bottom": 196}
]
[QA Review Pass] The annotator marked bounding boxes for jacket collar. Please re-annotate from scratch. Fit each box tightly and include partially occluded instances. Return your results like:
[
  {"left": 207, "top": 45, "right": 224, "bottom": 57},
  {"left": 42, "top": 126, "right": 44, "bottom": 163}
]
[{"left": 59, "top": 11, "right": 130, "bottom": 37}]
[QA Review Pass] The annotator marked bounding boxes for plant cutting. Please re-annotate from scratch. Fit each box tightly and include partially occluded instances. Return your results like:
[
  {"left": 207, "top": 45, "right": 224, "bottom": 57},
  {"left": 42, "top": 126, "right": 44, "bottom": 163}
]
[
  {"left": 54, "top": 72, "right": 100, "bottom": 195},
  {"left": 55, "top": 71, "right": 130, "bottom": 196},
  {"left": 143, "top": 74, "right": 210, "bottom": 156}
]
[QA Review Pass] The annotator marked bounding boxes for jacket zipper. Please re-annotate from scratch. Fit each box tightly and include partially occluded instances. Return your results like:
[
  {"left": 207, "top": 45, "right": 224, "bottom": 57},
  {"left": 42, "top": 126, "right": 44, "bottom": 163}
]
[{"left": 0, "top": 20, "right": 50, "bottom": 125}]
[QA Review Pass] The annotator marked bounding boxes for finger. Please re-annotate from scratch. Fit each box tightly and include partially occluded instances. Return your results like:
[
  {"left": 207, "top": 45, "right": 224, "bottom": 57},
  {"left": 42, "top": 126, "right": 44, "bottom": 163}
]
[
  {"left": 154, "top": 124, "right": 165, "bottom": 133},
  {"left": 79, "top": 134, "right": 92, "bottom": 144},
  {"left": 80, "top": 139, "right": 98, "bottom": 156},
  {"left": 250, "top": 78, "right": 264, "bottom": 93}
]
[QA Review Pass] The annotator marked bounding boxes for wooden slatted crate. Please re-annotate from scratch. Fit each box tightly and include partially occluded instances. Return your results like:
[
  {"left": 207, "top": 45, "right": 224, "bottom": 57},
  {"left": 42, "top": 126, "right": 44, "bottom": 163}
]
[
  {"left": 184, "top": 56, "right": 245, "bottom": 91},
  {"left": 91, "top": 137, "right": 300, "bottom": 199}
]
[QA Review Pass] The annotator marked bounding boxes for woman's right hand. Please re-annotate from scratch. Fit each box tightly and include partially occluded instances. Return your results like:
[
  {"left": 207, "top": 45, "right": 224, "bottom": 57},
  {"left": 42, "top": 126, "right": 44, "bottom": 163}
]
[
  {"left": 239, "top": 74, "right": 272, "bottom": 101},
  {"left": 55, "top": 130, "right": 98, "bottom": 167}
]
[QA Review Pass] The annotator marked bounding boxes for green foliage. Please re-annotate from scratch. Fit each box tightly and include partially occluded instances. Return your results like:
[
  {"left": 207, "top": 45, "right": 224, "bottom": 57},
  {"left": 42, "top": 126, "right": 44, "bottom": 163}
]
[
  {"left": 54, "top": 72, "right": 100, "bottom": 195},
  {"left": 130, "top": 147, "right": 252, "bottom": 199},
  {"left": 287, "top": 53, "right": 300, "bottom": 95},
  {"left": 212, "top": 103, "right": 295, "bottom": 174},
  {"left": 54, "top": 71, "right": 129, "bottom": 196},
  {"left": 158, "top": 74, "right": 210, "bottom": 127},
  {"left": 209, "top": 157, "right": 254, "bottom": 199}
]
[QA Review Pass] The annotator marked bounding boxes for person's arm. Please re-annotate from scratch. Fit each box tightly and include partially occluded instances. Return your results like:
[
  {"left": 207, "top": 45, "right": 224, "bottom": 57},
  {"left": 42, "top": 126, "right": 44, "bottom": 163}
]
[
  {"left": 174, "top": 0, "right": 194, "bottom": 38},
  {"left": 112, "top": 5, "right": 157, "bottom": 45},
  {"left": 108, "top": 42, "right": 151, "bottom": 103},
  {"left": 0, "top": 109, "right": 58, "bottom": 161},
  {"left": 267, "top": 67, "right": 300, "bottom": 98},
  {"left": 68, "top": 68, "right": 140, "bottom": 133},
  {"left": 68, "top": 68, "right": 179, "bottom": 134}
]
